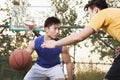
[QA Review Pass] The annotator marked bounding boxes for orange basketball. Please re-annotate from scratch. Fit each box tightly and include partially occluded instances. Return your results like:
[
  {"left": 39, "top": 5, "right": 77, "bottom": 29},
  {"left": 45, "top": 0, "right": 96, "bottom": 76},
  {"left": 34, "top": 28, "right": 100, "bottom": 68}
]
[{"left": 9, "top": 48, "right": 32, "bottom": 71}]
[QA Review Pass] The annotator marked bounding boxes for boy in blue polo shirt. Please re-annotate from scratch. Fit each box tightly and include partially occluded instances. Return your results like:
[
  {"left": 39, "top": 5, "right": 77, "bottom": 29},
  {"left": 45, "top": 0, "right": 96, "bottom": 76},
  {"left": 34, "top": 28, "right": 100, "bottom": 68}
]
[{"left": 24, "top": 17, "right": 72, "bottom": 80}]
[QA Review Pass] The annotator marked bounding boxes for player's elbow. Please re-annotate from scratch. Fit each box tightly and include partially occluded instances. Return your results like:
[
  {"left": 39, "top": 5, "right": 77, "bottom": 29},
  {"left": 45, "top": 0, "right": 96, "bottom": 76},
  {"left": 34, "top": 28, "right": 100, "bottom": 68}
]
[
  {"left": 64, "top": 59, "right": 71, "bottom": 64},
  {"left": 65, "top": 61, "right": 72, "bottom": 65}
]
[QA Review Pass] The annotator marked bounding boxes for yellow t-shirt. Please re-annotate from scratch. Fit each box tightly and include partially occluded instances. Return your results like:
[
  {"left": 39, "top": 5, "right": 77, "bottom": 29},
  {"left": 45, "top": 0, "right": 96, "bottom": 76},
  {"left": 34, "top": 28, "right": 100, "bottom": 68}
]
[{"left": 88, "top": 8, "right": 120, "bottom": 41}]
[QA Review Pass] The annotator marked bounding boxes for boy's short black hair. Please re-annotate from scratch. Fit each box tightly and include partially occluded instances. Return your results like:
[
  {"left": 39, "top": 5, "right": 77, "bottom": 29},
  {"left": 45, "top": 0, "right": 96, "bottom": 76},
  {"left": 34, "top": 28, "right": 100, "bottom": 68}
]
[
  {"left": 44, "top": 16, "right": 61, "bottom": 28},
  {"left": 84, "top": 0, "right": 108, "bottom": 11}
]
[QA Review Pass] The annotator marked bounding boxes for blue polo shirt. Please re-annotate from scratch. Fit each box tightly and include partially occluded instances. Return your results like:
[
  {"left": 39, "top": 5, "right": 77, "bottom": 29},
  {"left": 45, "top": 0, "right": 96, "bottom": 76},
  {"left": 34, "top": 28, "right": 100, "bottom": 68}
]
[{"left": 34, "top": 35, "right": 62, "bottom": 68}]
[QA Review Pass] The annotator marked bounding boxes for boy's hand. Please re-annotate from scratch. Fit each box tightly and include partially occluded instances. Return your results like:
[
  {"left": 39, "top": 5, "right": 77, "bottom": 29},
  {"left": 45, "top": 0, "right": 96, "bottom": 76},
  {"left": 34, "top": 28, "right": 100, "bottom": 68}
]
[{"left": 41, "top": 40, "right": 57, "bottom": 48}]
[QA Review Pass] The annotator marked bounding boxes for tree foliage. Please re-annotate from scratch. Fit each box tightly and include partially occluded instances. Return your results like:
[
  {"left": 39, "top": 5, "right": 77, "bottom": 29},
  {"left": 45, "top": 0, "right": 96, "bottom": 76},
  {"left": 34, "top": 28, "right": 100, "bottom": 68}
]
[
  {"left": 0, "top": 0, "right": 35, "bottom": 57},
  {"left": 51, "top": 0, "right": 78, "bottom": 38}
]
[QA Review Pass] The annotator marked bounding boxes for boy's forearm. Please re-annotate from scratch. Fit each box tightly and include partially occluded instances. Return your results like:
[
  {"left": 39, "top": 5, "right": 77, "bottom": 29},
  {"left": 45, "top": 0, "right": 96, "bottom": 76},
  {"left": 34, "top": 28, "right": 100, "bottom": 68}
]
[{"left": 66, "top": 63, "right": 73, "bottom": 80}]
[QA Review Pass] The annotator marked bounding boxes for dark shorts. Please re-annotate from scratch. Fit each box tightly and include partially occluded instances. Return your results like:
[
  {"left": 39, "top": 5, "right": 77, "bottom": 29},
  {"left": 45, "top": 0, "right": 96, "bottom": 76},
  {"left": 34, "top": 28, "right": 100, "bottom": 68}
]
[{"left": 105, "top": 54, "right": 120, "bottom": 80}]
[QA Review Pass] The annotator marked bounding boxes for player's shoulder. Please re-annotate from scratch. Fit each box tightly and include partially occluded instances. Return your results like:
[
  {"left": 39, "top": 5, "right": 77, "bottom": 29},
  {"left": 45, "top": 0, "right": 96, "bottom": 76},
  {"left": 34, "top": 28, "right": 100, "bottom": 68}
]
[
  {"left": 104, "top": 8, "right": 119, "bottom": 11},
  {"left": 34, "top": 35, "right": 44, "bottom": 44},
  {"left": 36, "top": 35, "right": 44, "bottom": 39},
  {"left": 99, "top": 8, "right": 118, "bottom": 14},
  {"left": 93, "top": 8, "right": 111, "bottom": 18},
  {"left": 34, "top": 35, "right": 44, "bottom": 40}
]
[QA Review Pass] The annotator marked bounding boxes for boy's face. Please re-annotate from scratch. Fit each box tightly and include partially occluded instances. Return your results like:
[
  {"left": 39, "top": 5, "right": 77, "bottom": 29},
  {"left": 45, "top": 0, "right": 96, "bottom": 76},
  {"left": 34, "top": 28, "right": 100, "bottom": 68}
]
[{"left": 45, "top": 24, "right": 61, "bottom": 39}]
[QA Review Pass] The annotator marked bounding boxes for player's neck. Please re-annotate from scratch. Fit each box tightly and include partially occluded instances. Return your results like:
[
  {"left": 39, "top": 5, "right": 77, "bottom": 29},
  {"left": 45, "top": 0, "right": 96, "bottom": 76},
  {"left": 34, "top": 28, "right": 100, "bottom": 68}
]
[{"left": 44, "top": 35, "right": 54, "bottom": 41}]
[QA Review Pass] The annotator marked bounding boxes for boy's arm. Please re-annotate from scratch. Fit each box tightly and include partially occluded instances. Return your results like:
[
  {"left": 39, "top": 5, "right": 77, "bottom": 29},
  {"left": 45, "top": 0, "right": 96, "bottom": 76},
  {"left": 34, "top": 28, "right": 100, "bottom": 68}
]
[
  {"left": 25, "top": 41, "right": 34, "bottom": 54},
  {"left": 62, "top": 46, "right": 73, "bottom": 80}
]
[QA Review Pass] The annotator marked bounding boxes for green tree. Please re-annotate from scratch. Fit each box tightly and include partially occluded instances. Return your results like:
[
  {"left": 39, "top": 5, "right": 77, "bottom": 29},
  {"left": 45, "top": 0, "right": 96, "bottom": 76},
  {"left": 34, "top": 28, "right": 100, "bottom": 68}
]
[
  {"left": 0, "top": 0, "right": 35, "bottom": 57},
  {"left": 51, "top": 0, "right": 78, "bottom": 38}
]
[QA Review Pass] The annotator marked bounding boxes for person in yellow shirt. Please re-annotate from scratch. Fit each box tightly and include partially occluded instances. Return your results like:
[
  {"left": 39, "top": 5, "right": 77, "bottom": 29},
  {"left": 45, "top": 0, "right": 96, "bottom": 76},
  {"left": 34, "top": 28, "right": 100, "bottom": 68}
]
[{"left": 41, "top": 0, "right": 120, "bottom": 80}]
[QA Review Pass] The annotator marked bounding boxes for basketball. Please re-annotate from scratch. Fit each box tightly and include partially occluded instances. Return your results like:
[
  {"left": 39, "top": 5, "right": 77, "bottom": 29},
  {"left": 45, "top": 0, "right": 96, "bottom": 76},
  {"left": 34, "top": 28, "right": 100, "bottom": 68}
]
[{"left": 9, "top": 48, "right": 32, "bottom": 71}]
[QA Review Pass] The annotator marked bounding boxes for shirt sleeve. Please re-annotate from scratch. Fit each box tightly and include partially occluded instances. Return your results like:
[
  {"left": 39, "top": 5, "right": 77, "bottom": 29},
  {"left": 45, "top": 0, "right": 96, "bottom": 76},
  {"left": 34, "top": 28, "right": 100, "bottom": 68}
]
[{"left": 87, "top": 11, "right": 106, "bottom": 32}]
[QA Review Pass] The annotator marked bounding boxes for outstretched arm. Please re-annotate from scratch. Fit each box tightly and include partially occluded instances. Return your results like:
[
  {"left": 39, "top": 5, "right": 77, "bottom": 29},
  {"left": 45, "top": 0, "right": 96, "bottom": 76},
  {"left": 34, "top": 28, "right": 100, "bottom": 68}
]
[{"left": 41, "top": 26, "right": 95, "bottom": 48}]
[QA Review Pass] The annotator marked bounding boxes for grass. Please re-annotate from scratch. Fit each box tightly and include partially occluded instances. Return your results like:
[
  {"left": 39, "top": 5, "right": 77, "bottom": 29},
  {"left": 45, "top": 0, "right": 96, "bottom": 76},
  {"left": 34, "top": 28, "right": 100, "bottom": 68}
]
[{"left": 74, "top": 63, "right": 106, "bottom": 80}]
